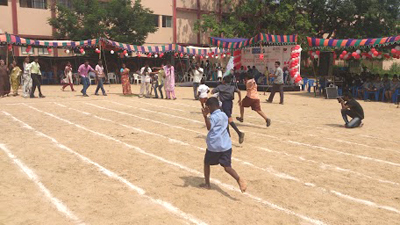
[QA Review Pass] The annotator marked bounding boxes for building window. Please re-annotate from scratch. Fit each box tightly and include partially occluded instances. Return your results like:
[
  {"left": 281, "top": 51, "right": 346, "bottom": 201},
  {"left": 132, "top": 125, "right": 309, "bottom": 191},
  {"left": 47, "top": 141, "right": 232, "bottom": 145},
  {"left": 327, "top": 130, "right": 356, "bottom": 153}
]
[
  {"left": 57, "top": 0, "right": 72, "bottom": 8},
  {"left": 0, "top": 0, "right": 8, "bottom": 6},
  {"left": 20, "top": 0, "right": 47, "bottom": 9},
  {"left": 162, "top": 15, "right": 172, "bottom": 28},
  {"left": 37, "top": 48, "right": 49, "bottom": 55},
  {"left": 21, "top": 46, "right": 34, "bottom": 55},
  {"left": 152, "top": 14, "right": 159, "bottom": 27}
]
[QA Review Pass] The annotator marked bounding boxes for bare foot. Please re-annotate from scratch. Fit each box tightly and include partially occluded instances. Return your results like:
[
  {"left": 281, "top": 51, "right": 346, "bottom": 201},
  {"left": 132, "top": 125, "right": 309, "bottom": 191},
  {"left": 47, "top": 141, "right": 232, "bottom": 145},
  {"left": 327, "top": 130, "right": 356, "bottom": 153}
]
[
  {"left": 199, "top": 183, "right": 211, "bottom": 189},
  {"left": 238, "top": 178, "right": 247, "bottom": 193}
]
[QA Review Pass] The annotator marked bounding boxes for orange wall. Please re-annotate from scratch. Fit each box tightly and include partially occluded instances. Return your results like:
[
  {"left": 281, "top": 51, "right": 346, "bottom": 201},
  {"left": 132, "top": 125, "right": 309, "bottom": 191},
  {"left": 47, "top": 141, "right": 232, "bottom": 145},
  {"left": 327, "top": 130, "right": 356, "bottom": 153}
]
[
  {"left": 17, "top": 5, "right": 52, "bottom": 36},
  {"left": 177, "top": 0, "right": 197, "bottom": 9},
  {"left": 0, "top": 2, "right": 13, "bottom": 33},
  {"left": 141, "top": 0, "right": 173, "bottom": 15},
  {"left": 176, "top": 11, "right": 198, "bottom": 44}
]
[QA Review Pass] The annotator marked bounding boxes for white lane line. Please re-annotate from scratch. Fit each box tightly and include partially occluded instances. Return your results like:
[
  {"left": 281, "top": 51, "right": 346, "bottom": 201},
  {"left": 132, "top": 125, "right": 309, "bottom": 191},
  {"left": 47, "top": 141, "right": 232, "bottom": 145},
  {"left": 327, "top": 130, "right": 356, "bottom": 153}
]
[
  {"left": 128, "top": 99, "right": 186, "bottom": 112},
  {"left": 3, "top": 111, "right": 207, "bottom": 225},
  {"left": 69, "top": 103, "right": 400, "bottom": 214},
  {"left": 115, "top": 100, "right": 400, "bottom": 168},
  {"left": 85, "top": 102, "right": 399, "bottom": 187},
  {"left": 0, "top": 143, "right": 84, "bottom": 225},
  {"left": 288, "top": 141, "right": 400, "bottom": 167},
  {"left": 257, "top": 147, "right": 399, "bottom": 187},
  {"left": 166, "top": 99, "right": 400, "bottom": 147},
  {"left": 22, "top": 105, "right": 327, "bottom": 225}
]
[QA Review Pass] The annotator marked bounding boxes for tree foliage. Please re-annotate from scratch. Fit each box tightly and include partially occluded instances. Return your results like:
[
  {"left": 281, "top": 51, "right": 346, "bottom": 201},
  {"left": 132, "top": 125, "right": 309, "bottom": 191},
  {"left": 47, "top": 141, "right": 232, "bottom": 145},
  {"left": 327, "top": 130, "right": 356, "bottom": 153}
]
[
  {"left": 49, "top": 0, "right": 157, "bottom": 45},
  {"left": 195, "top": 0, "right": 400, "bottom": 43}
]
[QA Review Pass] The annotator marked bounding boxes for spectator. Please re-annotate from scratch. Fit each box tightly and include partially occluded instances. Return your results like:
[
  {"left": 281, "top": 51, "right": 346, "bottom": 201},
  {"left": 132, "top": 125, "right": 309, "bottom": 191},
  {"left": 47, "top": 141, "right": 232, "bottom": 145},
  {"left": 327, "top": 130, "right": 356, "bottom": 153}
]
[{"left": 386, "top": 75, "right": 399, "bottom": 102}]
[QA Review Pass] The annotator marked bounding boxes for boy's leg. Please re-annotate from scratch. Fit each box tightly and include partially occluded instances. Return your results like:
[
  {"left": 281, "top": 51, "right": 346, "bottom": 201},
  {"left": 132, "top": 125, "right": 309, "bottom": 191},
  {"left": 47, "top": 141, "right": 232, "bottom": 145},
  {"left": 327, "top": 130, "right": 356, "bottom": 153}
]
[
  {"left": 224, "top": 167, "right": 247, "bottom": 193},
  {"left": 200, "top": 163, "right": 211, "bottom": 189},
  {"left": 159, "top": 84, "right": 164, "bottom": 99},
  {"left": 256, "top": 110, "right": 271, "bottom": 127},
  {"left": 267, "top": 84, "right": 277, "bottom": 102}
]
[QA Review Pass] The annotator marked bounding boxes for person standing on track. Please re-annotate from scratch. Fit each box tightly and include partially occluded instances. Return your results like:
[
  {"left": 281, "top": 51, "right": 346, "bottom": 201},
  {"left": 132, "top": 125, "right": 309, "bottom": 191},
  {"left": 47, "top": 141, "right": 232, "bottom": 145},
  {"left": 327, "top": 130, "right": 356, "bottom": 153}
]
[
  {"left": 10, "top": 60, "right": 22, "bottom": 96},
  {"left": 78, "top": 60, "right": 95, "bottom": 97},
  {"left": 212, "top": 75, "right": 245, "bottom": 144},
  {"left": 22, "top": 57, "right": 32, "bottom": 98},
  {"left": 61, "top": 61, "right": 75, "bottom": 92},
  {"left": 153, "top": 64, "right": 165, "bottom": 99},
  {"left": 193, "top": 63, "right": 204, "bottom": 100},
  {"left": 267, "top": 61, "right": 284, "bottom": 104},
  {"left": 30, "top": 57, "right": 45, "bottom": 98},
  {"left": 94, "top": 60, "right": 107, "bottom": 96},
  {"left": 237, "top": 73, "right": 272, "bottom": 127},
  {"left": 164, "top": 62, "right": 176, "bottom": 100},
  {"left": 200, "top": 97, "right": 247, "bottom": 192}
]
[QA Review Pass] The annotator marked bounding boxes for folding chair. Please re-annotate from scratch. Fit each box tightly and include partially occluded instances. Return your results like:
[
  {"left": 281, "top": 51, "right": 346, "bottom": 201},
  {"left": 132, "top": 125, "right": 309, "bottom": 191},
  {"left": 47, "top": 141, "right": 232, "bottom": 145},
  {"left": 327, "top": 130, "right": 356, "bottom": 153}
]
[{"left": 108, "top": 73, "right": 117, "bottom": 84}]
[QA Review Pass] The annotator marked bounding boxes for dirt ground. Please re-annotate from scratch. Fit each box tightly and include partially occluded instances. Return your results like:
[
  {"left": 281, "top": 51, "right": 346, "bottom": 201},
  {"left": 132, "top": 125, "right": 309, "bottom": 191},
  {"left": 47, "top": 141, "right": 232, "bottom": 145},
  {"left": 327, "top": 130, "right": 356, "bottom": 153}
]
[{"left": 0, "top": 84, "right": 399, "bottom": 225}]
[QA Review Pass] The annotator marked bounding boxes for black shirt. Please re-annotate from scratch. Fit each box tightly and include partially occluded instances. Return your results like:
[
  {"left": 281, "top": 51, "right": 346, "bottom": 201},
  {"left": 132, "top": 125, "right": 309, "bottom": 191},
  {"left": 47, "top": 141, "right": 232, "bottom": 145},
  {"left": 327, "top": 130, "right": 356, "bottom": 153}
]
[
  {"left": 212, "top": 84, "right": 239, "bottom": 102},
  {"left": 346, "top": 98, "right": 364, "bottom": 119}
]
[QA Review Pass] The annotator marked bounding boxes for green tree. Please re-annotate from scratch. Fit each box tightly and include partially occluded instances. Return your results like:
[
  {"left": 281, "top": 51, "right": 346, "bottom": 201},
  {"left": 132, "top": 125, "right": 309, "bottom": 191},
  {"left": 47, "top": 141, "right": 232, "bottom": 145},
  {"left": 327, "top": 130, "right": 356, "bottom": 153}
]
[
  {"left": 195, "top": 0, "right": 400, "bottom": 43},
  {"left": 49, "top": 0, "right": 157, "bottom": 45}
]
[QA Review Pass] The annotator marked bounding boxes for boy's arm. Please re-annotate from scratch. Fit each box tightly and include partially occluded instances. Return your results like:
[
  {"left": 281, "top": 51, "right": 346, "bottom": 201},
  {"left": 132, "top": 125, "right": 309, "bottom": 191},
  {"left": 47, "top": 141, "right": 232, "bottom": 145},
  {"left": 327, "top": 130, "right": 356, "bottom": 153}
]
[{"left": 202, "top": 108, "right": 211, "bottom": 130}]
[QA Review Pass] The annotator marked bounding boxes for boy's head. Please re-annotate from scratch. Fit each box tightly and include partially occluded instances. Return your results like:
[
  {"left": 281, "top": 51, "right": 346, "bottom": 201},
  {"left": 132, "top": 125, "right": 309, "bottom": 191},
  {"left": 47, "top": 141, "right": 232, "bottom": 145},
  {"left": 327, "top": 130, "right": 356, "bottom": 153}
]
[
  {"left": 393, "top": 75, "right": 398, "bottom": 81},
  {"left": 205, "top": 97, "right": 220, "bottom": 112},
  {"left": 222, "top": 75, "right": 232, "bottom": 84},
  {"left": 275, "top": 61, "right": 281, "bottom": 68},
  {"left": 245, "top": 72, "right": 254, "bottom": 80},
  {"left": 342, "top": 92, "right": 353, "bottom": 101},
  {"left": 200, "top": 78, "right": 205, "bottom": 84}
]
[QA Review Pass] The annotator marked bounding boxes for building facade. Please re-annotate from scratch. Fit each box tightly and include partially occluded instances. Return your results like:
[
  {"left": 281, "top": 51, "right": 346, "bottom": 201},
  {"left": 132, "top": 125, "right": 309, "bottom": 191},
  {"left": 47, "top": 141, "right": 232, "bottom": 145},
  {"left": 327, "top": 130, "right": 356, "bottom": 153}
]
[{"left": 0, "top": 0, "right": 229, "bottom": 56}]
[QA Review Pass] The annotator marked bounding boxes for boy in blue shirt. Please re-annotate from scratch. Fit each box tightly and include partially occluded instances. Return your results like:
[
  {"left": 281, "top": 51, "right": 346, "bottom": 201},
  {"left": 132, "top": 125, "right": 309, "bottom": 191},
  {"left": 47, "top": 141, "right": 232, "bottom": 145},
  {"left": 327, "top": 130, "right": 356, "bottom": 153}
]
[{"left": 200, "top": 97, "right": 247, "bottom": 193}]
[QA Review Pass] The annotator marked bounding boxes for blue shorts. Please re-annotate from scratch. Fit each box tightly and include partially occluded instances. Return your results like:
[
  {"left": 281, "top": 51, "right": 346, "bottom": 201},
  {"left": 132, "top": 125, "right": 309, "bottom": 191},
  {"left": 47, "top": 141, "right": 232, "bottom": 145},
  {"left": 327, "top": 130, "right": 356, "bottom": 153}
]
[
  {"left": 204, "top": 149, "right": 232, "bottom": 167},
  {"left": 221, "top": 100, "right": 233, "bottom": 118}
]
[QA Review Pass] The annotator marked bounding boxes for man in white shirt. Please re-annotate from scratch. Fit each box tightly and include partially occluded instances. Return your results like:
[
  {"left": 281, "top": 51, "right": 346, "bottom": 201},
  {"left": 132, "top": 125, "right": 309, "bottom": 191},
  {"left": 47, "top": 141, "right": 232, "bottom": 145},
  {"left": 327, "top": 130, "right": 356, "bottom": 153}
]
[
  {"left": 139, "top": 64, "right": 152, "bottom": 98},
  {"left": 267, "top": 61, "right": 284, "bottom": 104},
  {"left": 193, "top": 63, "right": 204, "bottom": 100},
  {"left": 94, "top": 60, "right": 107, "bottom": 96}
]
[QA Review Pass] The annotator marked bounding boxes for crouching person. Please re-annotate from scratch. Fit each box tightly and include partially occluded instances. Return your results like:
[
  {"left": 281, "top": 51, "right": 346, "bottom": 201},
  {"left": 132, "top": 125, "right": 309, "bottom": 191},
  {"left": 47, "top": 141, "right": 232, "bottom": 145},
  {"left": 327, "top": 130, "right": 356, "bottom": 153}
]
[{"left": 339, "top": 92, "right": 364, "bottom": 128}]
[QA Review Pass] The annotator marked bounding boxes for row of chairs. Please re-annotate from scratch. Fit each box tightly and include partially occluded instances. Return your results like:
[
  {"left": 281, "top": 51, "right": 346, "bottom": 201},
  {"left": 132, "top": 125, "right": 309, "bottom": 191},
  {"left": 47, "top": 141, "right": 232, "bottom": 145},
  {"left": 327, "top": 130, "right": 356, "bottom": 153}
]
[{"left": 352, "top": 86, "right": 400, "bottom": 102}]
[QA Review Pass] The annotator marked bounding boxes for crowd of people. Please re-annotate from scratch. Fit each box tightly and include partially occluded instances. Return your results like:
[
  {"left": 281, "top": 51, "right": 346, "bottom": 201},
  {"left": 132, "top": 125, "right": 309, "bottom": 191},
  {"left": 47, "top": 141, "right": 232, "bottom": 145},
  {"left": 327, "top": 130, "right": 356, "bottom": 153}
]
[{"left": 335, "top": 69, "right": 399, "bottom": 103}]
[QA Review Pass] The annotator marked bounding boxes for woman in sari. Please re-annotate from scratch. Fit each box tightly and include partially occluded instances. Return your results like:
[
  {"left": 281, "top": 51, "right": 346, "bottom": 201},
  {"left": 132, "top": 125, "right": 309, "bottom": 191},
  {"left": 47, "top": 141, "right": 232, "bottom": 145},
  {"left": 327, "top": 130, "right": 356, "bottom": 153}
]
[
  {"left": 0, "top": 59, "right": 10, "bottom": 98},
  {"left": 61, "top": 61, "right": 75, "bottom": 91},
  {"left": 22, "top": 57, "right": 32, "bottom": 98},
  {"left": 164, "top": 62, "right": 176, "bottom": 100},
  {"left": 10, "top": 60, "right": 22, "bottom": 96},
  {"left": 121, "top": 63, "right": 132, "bottom": 95}
]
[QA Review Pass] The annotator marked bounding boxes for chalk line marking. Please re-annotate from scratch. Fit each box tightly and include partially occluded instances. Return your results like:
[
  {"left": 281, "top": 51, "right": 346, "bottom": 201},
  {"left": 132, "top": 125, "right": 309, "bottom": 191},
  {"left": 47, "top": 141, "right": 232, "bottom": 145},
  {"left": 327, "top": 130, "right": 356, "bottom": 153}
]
[
  {"left": 165, "top": 99, "right": 400, "bottom": 147},
  {"left": 66, "top": 103, "right": 400, "bottom": 214},
  {"left": 0, "top": 143, "right": 84, "bottom": 225},
  {"left": 22, "top": 105, "right": 327, "bottom": 225},
  {"left": 3, "top": 111, "right": 207, "bottom": 225},
  {"left": 110, "top": 100, "right": 400, "bottom": 168},
  {"left": 84, "top": 102, "right": 399, "bottom": 187}
]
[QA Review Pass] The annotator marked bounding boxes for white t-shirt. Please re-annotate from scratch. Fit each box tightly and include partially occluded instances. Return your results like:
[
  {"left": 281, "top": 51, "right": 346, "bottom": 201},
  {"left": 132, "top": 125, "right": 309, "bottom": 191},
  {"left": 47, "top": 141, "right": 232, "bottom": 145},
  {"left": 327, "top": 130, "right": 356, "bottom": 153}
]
[
  {"left": 197, "top": 84, "right": 209, "bottom": 98},
  {"left": 140, "top": 67, "right": 152, "bottom": 83},
  {"left": 193, "top": 67, "right": 204, "bottom": 83},
  {"left": 217, "top": 70, "right": 223, "bottom": 78}
]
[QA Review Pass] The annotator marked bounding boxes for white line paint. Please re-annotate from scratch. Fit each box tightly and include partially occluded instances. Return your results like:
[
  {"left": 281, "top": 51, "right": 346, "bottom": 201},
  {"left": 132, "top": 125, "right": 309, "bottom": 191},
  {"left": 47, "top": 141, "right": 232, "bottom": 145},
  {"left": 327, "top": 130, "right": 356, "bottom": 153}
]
[
  {"left": 330, "top": 190, "right": 400, "bottom": 214},
  {"left": 0, "top": 143, "right": 84, "bottom": 225},
  {"left": 257, "top": 147, "right": 399, "bottom": 186},
  {"left": 86, "top": 103, "right": 205, "bottom": 136},
  {"left": 21, "top": 105, "right": 327, "bottom": 225},
  {"left": 3, "top": 111, "right": 207, "bottom": 225},
  {"left": 58, "top": 103, "right": 400, "bottom": 214},
  {"left": 111, "top": 100, "right": 400, "bottom": 168},
  {"left": 85, "top": 102, "right": 399, "bottom": 187},
  {"left": 128, "top": 99, "right": 186, "bottom": 112},
  {"left": 167, "top": 99, "right": 400, "bottom": 147},
  {"left": 288, "top": 141, "right": 400, "bottom": 167}
]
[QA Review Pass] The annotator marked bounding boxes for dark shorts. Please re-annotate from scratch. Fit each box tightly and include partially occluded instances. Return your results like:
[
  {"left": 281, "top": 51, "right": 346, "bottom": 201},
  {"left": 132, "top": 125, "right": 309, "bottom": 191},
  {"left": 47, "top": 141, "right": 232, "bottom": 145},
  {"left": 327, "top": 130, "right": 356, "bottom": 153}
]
[
  {"left": 204, "top": 149, "right": 232, "bottom": 167},
  {"left": 221, "top": 100, "right": 233, "bottom": 118},
  {"left": 242, "top": 96, "right": 261, "bottom": 111}
]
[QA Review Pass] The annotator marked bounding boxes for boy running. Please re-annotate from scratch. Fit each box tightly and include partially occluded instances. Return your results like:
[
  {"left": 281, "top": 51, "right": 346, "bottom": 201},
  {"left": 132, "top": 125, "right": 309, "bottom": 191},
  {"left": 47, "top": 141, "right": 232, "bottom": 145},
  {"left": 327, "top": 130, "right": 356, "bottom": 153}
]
[
  {"left": 237, "top": 73, "right": 272, "bottom": 127},
  {"left": 212, "top": 75, "right": 245, "bottom": 144},
  {"left": 201, "top": 97, "right": 247, "bottom": 193},
  {"left": 197, "top": 79, "right": 210, "bottom": 109}
]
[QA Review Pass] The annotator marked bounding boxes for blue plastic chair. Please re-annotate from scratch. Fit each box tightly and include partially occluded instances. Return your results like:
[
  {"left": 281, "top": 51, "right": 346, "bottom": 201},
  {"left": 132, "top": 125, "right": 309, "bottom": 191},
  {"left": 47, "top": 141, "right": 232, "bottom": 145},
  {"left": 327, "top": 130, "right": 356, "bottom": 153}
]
[
  {"left": 338, "top": 87, "right": 343, "bottom": 96},
  {"left": 364, "top": 89, "right": 381, "bottom": 101},
  {"left": 307, "top": 79, "right": 315, "bottom": 93},
  {"left": 41, "top": 71, "right": 48, "bottom": 84},
  {"left": 47, "top": 72, "right": 55, "bottom": 84},
  {"left": 393, "top": 88, "right": 400, "bottom": 103},
  {"left": 301, "top": 78, "right": 308, "bottom": 91}
]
